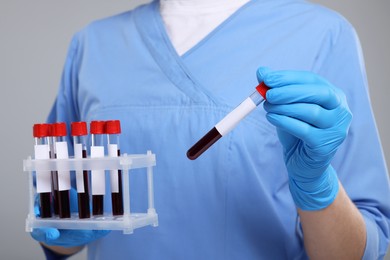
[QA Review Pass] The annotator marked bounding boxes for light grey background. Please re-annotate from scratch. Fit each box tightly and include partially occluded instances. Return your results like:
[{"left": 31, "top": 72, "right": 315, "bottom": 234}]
[{"left": 1, "top": 1, "right": 389, "bottom": 259}]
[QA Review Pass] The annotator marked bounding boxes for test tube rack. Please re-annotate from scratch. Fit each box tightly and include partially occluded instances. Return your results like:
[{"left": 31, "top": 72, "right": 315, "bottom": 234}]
[{"left": 23, "top": 151, "right": 158, "bottom": 234}]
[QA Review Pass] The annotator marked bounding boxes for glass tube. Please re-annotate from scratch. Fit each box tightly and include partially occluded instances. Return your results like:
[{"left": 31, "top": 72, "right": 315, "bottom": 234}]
[
  {"left": 33, "top": 123, "right": 52, "bottom": 218},
  {"left": 90, "top": 121, "right": 106, "bottom": 216},
  {"left": 106, "top": 120, "right": 124, "bottom": 216},
  {"left": 71, "top": 121, "right": 91, "bottom": 219}
]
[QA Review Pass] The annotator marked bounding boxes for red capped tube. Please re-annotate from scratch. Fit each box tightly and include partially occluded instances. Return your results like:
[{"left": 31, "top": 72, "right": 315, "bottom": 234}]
[
  {"left": 33, "top": 123, "right": 52, "bottom": 218},
  {"left": 90, "top": 120, "right": 106, "bottom": 216},
  {"left": 106, "top": 120, "right": 124, "bottom": 216},
  {"left": 106, "top": 120, "right": 121, "bottom": 135},
  {"left": 71, "top": 122, "right": 91, "bottom": 219},
  {"left": 51, "top": 122, "right": 71, "bottom": 218},
  {"left": 187, "top": 82, "right": 270, "bottom": 160}
]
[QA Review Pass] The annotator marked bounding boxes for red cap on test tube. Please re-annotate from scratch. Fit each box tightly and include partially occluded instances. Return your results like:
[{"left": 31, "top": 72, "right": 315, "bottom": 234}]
[
  {"left": 256, "top": 82, "right": 269, "bottom": 99},
  {"left": 51, "top": 122, "right": 67, "bottom": 137},
  {"left": 71, "top": 122, "right": 88, "bottom": 136},
  {"left": 33, "top": 123, "right": 52, "bottom": 218},
  {"left": 33, "top": 124, "right": 50, "bottom": 138},
  {"left": 90, "top": 121, "right": 105, "bottom": 134},
  {"left": 105, "top": 120, "right": 121, "bottom": 134}
]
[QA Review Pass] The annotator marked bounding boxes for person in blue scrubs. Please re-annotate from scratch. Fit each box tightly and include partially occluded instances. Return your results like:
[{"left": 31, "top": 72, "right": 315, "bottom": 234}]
[{"left": 31, "top": 0, "right": 390, "bottom": 259}]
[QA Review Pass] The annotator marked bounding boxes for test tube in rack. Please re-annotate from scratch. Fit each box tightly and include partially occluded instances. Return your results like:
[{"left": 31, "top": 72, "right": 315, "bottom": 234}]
[
  {"left": 33, "top": 124, "right": 52, "bottom": 218},
  {"left": 90, "top": 121, "right": 106, "bottom": 216},
  {"left": 71, "top": 122, "right": 91, "bottom": 219},
  {"left": 48, "top": 125, "right": 59, "bottom": 215},
  {"left": 52, "top": 122, "right": 71, "bottom": 218},
  {"left": 106, "top": 120, "right": 124, "bottom": 216}
]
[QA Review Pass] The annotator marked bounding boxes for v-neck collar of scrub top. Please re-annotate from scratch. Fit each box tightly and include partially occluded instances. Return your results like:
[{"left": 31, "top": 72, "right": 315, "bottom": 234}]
[{"left": 133, "top": 0, "right": 254, "bottom": 106}]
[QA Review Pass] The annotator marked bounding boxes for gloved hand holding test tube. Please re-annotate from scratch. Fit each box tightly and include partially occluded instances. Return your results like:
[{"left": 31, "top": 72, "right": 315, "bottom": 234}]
[
  {"left": 188, "top": 67, "right": 352, "bottom": 212},
  {"left": 187, "top": 82, "right": 269, "bottom": 160}
]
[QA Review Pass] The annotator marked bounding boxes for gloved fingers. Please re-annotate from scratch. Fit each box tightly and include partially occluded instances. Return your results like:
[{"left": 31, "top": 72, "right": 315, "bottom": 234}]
[
  {"left": 266, "top": 112, "right": 350, "bottom": 154},
  {"left": 275, "top": 128, "right": 299, "bottom": 154},
  {"left": 258, "top": 68, "right": 326, "bottom": 87},
  {"left": 257, "top": 68, "right": 341, "bottom": 110},
  {"left": 265, "top": 112, "right": 331, "bottom": 149},
  {"left": 31, "top": 227, "right": 60, "bottom": 244},
  {"left": 266, "top": 112, "right": 313, "bottom": 143},
  {"left": 34, "top": 195, "right": 41, "bottom": 217},
  {"left": 32, "top": 228, "right": 110, "bottom": 247},
  {"left": 62, "top": 229, "right": 110, "bottom": 242},
  {"left": 264, "top": 102, "right": 342, "bottom": 129},
  {"left": 256, "top": 66, "right": 272, "bottom": 81},
  {"left": 50, "top": 230, "right": 111, "bottom": 247},
  {"left": 266, "top": 83, "right": 341, "bottom": 110}
]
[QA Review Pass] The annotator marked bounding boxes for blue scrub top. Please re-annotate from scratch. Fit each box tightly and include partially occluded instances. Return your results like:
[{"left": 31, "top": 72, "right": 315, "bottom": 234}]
[{"left": 48, "top": 0, "right": 390, "bottom": 259}]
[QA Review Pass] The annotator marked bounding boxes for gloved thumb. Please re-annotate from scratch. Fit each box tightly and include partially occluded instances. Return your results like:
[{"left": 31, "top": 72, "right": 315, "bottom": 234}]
[
  {"left": 256, "top": 67, "right": 272, "bottom": 82},
  {"left": 31, "top": 227, "right": 60, "bottom": 243}
]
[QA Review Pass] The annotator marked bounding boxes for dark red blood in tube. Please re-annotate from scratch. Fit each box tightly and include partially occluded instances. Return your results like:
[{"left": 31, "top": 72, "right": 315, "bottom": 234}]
[
  {"left": 187, "top": 83, "right": 269, "bottom": 160},
  {"left": 33, "top": 123, "right": 53, "bottom": 218},
  {"left": 39, "top": 193, "right": 52, "bottom": 218},
  {"left": 58, "top": 190, "right": 71, "bottom": 218},
  {"left": 187, "top": 127, "right": 222, "bottom": 160},
  {"left": 52, "top": 185, "right": 59, "bottom": 215},
  {"left": 90, "top": 121, "right": 105, "bottom": 216},
  {"left": 93, "top": 196, "right": 104, "bottom": 216},
  {"left": 78, "top": 150, "right": 90, "bottom": 219},
  {"left": 52, "top": 122, "right": 70, "bottom": 218},
  {"left": 71, "top": 122, "right": 91, "bottom": 219},
  {"left": 106, "top": 120, "right": 124, "bottom": 216}
]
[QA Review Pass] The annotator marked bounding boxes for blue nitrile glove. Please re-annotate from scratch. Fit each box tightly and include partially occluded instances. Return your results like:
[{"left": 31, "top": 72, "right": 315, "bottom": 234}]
[
  {"left": 257, "top": 67, "right": 352, "bottom": 210},
  {"left": 31, "top": 228, "right": 110, "bottom": 248},
  {"left": 31, "top": 188, "right": 110, "bottom": 247}
]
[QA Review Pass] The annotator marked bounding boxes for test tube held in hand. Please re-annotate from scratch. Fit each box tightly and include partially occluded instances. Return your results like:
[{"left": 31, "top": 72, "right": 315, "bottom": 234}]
[
  {"left": 106, "top": 120, "right": 124, "bottom": 216},
  {"left": 52, "top": 122, "right": 71, "bottom": 218},
  {"left": 33, "top": 124, "right": 52, "bottom": 218},
  {"left": 187, "top": 82, "right": 269, "bottom": 160},
  {"left": 90, "top": 121, "right": 106, "bottom": 216},
  {"left": 71, "top": 122, "right": 91, "bottom": 219}
]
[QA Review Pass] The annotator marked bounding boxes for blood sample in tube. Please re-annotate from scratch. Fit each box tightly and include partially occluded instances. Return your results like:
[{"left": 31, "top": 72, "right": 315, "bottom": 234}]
[
  {"left": 90, "top": 121, "right": 106, "bottom": 216},
  {"left": 106, "top": 120, "right": 124, "bottom": 216},
  {"left": 52, "top": 122, "right": 71, "bottom": 218},
  {"left": 48, "top": 125, "right": 59, "bottom": 215},
  {"left": 187, "top": 82, "right": 269, "bottom": 160},
  {"left": 71, "top": 122, "right": 91, "bottom": 219},
  {"left": 33, "top": 124, "right": 52, "bottom": 218}
]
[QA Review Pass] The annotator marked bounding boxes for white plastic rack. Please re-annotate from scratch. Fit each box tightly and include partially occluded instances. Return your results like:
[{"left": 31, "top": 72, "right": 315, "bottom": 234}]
[{"left": 23, "top": 151, "right": 158, "bottom": 234}]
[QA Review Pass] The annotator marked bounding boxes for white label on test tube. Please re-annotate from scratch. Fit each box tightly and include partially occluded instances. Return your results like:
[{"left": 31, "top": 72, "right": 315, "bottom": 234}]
[
  {"left": 34, "top": 144, "right": 51, "bottom": 193},
  {"left": 215, "top": 97, "right": 257, "bottom": 136},
  {"left": 91, "top": 146, "right": 105, "bottom": 195},
  {"left": 108, "top": 144, "right": 119, "bottom": 193},
  {"left": 74, "top": 143, "right": 85, "bottom": 193},
  {"left": 55, "top": 141, "right": 71, "bottom": 191}
]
